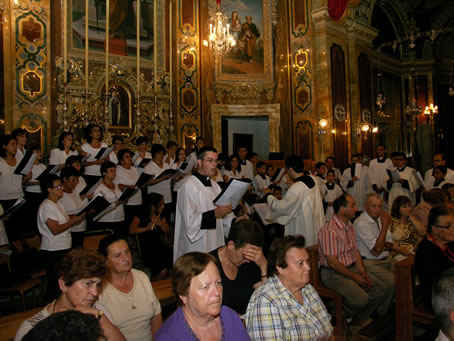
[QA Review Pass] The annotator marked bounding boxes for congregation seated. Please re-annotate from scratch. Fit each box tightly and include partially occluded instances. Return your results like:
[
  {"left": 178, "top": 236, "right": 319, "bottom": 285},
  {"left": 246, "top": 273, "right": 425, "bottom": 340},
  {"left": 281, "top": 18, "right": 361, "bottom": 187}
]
[
  {"left": 14, "top": 248, "right": 125, "bottom": 341},
  {"left": 415, "top": 205, "right": 454, "bottom": 307},
  {"left": 155, "top": 252, "right": 250, "bottom": 340},
  {"left": 245, "top": 235, "right": 334, "bottom": 340},
  {"left": 209, "top": 220, "right": 267, "bottom": 315},
  {"left": 97, "top": 234, "right": 163, "bottom": 341}
]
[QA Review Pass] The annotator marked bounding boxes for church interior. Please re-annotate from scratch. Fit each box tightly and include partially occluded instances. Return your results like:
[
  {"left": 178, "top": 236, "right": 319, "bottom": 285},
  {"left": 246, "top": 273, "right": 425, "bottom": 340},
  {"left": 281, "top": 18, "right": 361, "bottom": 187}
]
[{"left": 1, "top": 0, "right": 454, "bottom": 340}]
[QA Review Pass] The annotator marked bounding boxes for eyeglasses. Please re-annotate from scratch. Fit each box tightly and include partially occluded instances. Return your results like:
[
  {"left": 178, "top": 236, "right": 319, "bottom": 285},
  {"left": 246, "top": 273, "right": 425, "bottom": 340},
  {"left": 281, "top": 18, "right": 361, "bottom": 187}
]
[
  {"left": 53, "top": 185, "right": 63, "bottom": 189},
  {"left": 434, "top": 224, "right": 454, "bottom": 230}
]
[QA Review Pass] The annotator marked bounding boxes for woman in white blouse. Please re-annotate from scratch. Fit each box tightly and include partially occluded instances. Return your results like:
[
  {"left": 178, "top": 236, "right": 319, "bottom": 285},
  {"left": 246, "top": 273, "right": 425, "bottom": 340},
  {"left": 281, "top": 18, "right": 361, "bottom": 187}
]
[
  {"left": 49, "top": 131, "right": 77, "bottom": 170},
  {"left": 133, "top": 136, "right": 152, "bottom": 168},
  {"left": 81, "top": 124, "right": 108, "bottom": 188},
  {"left": 93, "top": 161, "right": 126, "bottom": 234},
  {"left": 109, "top": 135, "right": 124, "bottom": 165},
  {"left": 65, "top": 155, "right": 88, "bottom": 197},
  {"left": 223, "top": 154, "right": 245, "bottom": 183},
  {"left": 114, "top": 149, "right": 142, "bottom": 227},
  {"left": 0, "top": 135, "right": 30, "bottom": 239},
  {"left": 37, "top": 174, "right": 84, "bottom": 302}
]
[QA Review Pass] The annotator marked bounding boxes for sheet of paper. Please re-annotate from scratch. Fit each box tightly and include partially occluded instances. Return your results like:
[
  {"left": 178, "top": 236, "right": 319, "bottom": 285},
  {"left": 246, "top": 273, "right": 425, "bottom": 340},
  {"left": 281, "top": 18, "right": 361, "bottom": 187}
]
[
  {"left": 213, "top": 178, "right": 252, "bottom": 208},
  {"left": 252, "top": 203, "right": 273, "bottom": 225}
]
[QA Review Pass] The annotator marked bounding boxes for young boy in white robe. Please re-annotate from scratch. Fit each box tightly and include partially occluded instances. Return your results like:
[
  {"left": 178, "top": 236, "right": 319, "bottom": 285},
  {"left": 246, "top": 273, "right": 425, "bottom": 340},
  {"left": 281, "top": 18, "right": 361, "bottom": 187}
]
[
  {"left": 253, "top": 161, "right": 271, "bottom": 197},
  {"left": 384, "top": 151, "right": 419, "bottom": 210},
  {"left": 340, "top": 154, "right": 370, "bottom": 212},
  {"left": 323, "top": 170, "right": 343, "bottom": 222},
  {"left": 315, "top": 162, "right": 327, "bottom": 196}
]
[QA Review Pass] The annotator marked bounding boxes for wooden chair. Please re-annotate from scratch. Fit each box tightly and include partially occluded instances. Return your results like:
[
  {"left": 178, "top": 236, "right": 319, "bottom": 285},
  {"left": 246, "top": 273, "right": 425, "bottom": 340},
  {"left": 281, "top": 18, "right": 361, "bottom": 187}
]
[
  {"left": 306, "top": 245, "right": 345, "bottom": 339},
  {"left": 0, "top": 306, "right": 42, "bottom": 341},
  {"left": 151, "top": 278, "right": 176, "bottom": 307},
  {"left": 83, "top": 229, "right": 114, "bottom": 250},
  {"left": 394, "top": 255, "right": 437, "bottom": 341}
]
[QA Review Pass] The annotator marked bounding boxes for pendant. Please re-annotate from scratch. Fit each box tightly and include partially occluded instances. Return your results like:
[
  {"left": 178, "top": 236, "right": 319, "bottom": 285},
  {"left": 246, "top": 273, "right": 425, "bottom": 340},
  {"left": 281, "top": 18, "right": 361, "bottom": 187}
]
[{"left": 132, "top": 304, "right": 136, "bottom": 310}]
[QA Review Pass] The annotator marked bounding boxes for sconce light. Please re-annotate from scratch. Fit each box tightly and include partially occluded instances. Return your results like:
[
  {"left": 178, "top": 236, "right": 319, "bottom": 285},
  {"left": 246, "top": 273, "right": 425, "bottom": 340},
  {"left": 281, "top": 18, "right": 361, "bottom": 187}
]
[{"left": 317, "top": 119, "right": 328, "bottom": 135}]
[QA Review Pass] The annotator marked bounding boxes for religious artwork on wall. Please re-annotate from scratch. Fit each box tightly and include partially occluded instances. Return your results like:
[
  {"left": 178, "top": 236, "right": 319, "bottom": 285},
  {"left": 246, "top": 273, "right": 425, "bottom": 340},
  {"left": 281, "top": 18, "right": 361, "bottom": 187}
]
[
  {"left": 215, "top": 0, "right": 273, "bottom": 83},
  {"left": 107, "top": 84, "right": 132, "bottom": 129},
  {"left": 68, "top": 0, "right": 166, "bottom": 69}
]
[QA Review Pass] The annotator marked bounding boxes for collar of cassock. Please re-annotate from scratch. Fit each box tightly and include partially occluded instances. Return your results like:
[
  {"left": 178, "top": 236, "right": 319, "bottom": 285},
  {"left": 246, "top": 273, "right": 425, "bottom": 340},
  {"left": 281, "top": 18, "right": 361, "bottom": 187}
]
[
  {"left": 239, "top": 159, "right": 247, "bottom": 165},
  {"left": 397, "top": 166, "right": 406, "bottom": 172},
  {"left": 258, "top": 173, "right": 266, "bottom": 180},
  {"left": 294, "top": 175, "right": 315, "bottom": 188},
  {"left": 316, "top": 173, "right": 325, "bottom": 179},
  {"left": 377, "top": 157, "right": 386, "bottom": 163},
  {"left": 194, "top": 172, "right": 212, "bottom": 187},
  {"left": 326, "top": 182, "right": 335, "bottom": 190},
  {"left": 434, "top": 178, "right": 445, "bottom": 186}
]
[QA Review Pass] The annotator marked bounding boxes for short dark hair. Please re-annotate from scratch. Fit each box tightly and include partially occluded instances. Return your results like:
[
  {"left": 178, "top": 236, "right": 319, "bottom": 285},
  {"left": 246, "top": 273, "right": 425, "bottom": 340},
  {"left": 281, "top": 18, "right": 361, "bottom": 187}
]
[
  {"left": 432, "top": 268, "right": 454, "bottom": 336},
  {"left": 100, "top": 161, "right": 116, "bottom": 177},
  {"left": 285, "top": 155, "right": 304, "bottom": 173},
  {"left": 60, "top": 166, "right": 80, "bottom": 181},
  {"left": 227, "top": 220, "right": 264, "bottom": 249},
  {"left": 376, "top": 144, "right": 386, "bottom": 149},
  {"left": 112, "top": 135, "right": 123, "bottom": 144},
  {"left": 333, "top": 194, "right": 351, "bottom": 214},
  {"left": 434, "top": 165, "right": 448, "bottom": 175},
  {"left": 315, "top": 162, "right": 326, "bottom": 170},
  {"left": 390, "top": 195, "right": 411, "bottom": 219},
  {"left": 256, "top": 161, "right": 267, "bottom": 169},
  {"left": 325, "top": 156, "right": 335, "bottom": 162},
  {"left": 166, "top": 141, "right": 177, "bottom": 149},
  {"left": 428, "top": 205, "right": 453, "bottom": 232},
  {"left": 56, "top": 248, "right": 106, "bottom": 286},
  {"left": 326, "top": 169, "right": 335, "bottom": 176},
  {"left": 117, "top": 148, "right": 132, "bottom": 163},
  {"left": 136, "top": 136, "right": 149, "bottom": 146},
  {"left": 175, "top": 147, "right": 186, "bottom": 162},
  {"left": 151, "top": 144, "right": 166, "bottom": 158},
  {"left": 57, "top": 132, "right": 74, "bottom": 151},
  {"left": 249, "top": 152, "right": 258, "bottom": 159},
  {"left": 40, "top": 174, "right": 61, "bottom": 194},
  {"left": 171, "top": 252, "right": 218, "bottom": 303},
  {"left": 267, "top": 235, "right": 305, "bottom": 277},
  {"left": 29, "top": 145, "right": 41, "bottom": 153},
  {"left": 423, "top": 188, "right": 449, "bottom": 205},
  {"left": 23, "top": 310, "right": 102, "bottom": 341},
  {"left": 83, "top": 124, "right": 103, "bottom": 143},
  {"left": 98, "top": 234, "right": 129, "bottom": 258},
  {"left": 65, "top": 155, "right": 82, "bottom": 167},
  {"left": 197, "top": 146, "right": 217, "bottom": 160},
  {"left": 12, "top": 128, "right": 28, "bottom": 138},
  {"left": 0, "top": 135, "right": 16, "bottom": 157},
  {"left": 148, "top": 192, "right": 164, "bottom": 216}
]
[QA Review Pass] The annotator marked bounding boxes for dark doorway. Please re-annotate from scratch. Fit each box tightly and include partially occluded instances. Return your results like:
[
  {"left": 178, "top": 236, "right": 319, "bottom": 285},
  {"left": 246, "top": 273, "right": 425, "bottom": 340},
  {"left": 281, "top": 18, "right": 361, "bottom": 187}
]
[{"left": 233, "top": 133, "right": 253, "bottom": 155}]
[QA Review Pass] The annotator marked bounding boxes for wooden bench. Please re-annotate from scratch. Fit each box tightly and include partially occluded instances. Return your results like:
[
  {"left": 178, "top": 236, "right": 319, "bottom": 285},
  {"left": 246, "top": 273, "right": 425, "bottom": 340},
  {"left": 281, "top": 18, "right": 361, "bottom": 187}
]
[
  {"left": 151, "top": 278, "right": 176, "bottom": 307},
  {"left": 0, "top": 307, "right": 43, "bottom": 341},
  {"left": 395, "top": 255, "right": 437, "bottom": 341},
  {"left": 306, "top": 245, "right": 345, "bottom": 339}
]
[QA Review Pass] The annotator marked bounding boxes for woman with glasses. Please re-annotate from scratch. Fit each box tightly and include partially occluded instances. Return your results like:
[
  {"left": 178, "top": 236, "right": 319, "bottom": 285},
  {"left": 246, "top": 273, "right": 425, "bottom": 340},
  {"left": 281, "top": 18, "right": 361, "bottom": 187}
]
[
  {"left": 37, "top": 174, "right": 85, "bottom": 302},
  {"left": 415, "top": 205, "right": 454, "bottom": 305}
]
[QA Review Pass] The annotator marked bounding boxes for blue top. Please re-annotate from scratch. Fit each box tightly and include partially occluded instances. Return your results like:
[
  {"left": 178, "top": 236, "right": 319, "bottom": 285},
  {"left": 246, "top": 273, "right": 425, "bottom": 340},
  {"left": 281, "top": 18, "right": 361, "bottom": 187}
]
[{"left": 156, "top": 305, "right": 250, "bottom": 340}]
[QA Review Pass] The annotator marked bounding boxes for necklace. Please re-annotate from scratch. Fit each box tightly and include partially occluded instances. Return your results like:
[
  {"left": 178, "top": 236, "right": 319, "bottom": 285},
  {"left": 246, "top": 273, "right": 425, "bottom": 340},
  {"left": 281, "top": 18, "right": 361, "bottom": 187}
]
[{"left": 428, "top": 233, "right": 454, "bottom": 263}]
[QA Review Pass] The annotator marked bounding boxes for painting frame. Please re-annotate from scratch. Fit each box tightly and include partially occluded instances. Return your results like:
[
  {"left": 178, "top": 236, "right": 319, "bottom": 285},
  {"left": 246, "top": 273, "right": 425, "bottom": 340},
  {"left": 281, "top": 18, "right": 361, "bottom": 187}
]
[
  {"left": 66, "top": 0, "right": 167, "bottom": 71},
  {"left": 215, "top": 0, "right": 273, "bottom": 83},
  {"left": 107, "top": 83, "right": 133, "bottom": 130}
]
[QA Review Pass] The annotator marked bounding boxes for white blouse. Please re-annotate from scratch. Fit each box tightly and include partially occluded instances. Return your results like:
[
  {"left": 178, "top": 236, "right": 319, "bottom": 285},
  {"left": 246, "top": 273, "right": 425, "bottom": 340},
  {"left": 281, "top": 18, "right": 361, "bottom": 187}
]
[
  {"left": 113, "top": 165, "right": 142, "bottom": 206},
  {"left": 81, "top": 142, "right": 108, "bottom": 176},
  {"left": 59, "top": 191, "right": 88, "bottom": 233},
  {"left": 37, "top": 199, "right": 71, "bottom": 251},
  {"left": 143, "top": 161, "right": 172, "bottom": 203},
  {"left": 49, "top": 148, "right": 78, "bottom": 166},
  {"left": 0, "top": 158, "right": 24, "bottom": 200},
  {"left": 25, "top": 163, "right": 47, "bottom": 193},
  {"left": 93, "top": 182, "right": 125, "bottom": 222}
]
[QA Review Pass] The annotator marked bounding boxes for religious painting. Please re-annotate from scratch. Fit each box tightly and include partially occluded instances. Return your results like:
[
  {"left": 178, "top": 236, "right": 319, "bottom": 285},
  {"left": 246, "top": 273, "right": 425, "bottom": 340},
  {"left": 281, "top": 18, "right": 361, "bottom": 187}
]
[
  {"left": 215, "top": 0, "right": 273, "bottom": 83},
  {"left": 107, "top": 84, "right": 132, "bottom": 129},
  {"left": 68, "top": 0, "right": 166, "bottom": 68}
]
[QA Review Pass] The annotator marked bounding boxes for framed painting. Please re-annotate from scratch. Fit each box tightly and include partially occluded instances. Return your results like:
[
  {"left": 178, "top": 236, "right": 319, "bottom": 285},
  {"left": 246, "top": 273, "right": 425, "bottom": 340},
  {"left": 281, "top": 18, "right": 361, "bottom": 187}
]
[
  {"left": 68, "top": 0, "right": 166, "bottom": 69},
  {"left": 107, "top": 84, "right": 132, "bottom": 129},
  {"left": 215, "top": 0, "right": 273, "bottom": 83}
]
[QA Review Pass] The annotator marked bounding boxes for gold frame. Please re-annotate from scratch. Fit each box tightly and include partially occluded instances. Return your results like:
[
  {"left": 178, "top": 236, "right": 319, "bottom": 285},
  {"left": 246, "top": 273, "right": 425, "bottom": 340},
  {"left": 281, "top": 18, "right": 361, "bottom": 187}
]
[
  {"left": 215, "top": 0, "right": 273, "bottom": 83},
  {"left": 107, "top": 82, "right": 133, "bottom": 130}
]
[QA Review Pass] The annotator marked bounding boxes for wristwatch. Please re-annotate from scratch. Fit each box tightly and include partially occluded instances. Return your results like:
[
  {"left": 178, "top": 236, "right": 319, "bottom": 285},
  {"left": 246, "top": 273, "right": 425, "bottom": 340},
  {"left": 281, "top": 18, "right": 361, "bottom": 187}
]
[{"left": 97, "top": 310, "right": 104, "bottom": 320}]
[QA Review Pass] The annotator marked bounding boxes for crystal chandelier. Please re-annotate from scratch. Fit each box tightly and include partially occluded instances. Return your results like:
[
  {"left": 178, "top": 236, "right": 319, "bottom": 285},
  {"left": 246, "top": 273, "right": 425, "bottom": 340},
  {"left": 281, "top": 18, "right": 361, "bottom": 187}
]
[
  {"left": 202, "top": 1, "right": 235, "bottom": 60},
  {"left": 406, "top": 98, "right": 423, "bottom": 117}
]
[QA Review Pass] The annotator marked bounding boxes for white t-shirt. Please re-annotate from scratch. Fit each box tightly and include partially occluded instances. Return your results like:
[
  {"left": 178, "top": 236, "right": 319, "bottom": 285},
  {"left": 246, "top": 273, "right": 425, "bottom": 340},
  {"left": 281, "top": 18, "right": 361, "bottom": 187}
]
[
  {"left": 113, "top": 165, "right": 142, "bottom": 206},
  {"left": 25, "top": 163, "right": 46, "bottom": 193},
  {"left": 0, "top": 158, "right": 24, "bottom": 200},
  {"left": 59, "top": 191, "right": 88, "bottom": 232},
  {"left": 81, "top": 142, "right": 108, "bottom": 176},
  {"left": 98, "top": 269, "right": 162, "bottom": 341},
  {"left": 49, "top": 148, "right": 78, "bottom": 166},
  {"left": 75, "top": 176, "right": 87, "bottom": 194},
  {"left": 143, "top": 161, "right": 172, "bottom": 203},
  {"left": 224, "top": 168, "right": 245, "bottom": 181},
  {"left": 15, "top": 148, "right": 25, "bottom": 162},
  {"left": 133, "top": 152, "right": 152, "bottom": 168},
  {"left": 109, "top": 151, "right": 119, "bottom": 165},
  {"left": 93, "top": 182, "right": 125, "bottom": 222},
  {"left": 37, "top": 199, "right": 71, "bottom": 251}
]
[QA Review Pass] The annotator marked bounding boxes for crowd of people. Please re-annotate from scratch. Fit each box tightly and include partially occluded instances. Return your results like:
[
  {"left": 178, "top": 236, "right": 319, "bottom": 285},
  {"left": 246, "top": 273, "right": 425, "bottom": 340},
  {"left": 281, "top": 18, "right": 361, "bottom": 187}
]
[{"left": 1, "top": 126, "right": 454, "bottom": 340}]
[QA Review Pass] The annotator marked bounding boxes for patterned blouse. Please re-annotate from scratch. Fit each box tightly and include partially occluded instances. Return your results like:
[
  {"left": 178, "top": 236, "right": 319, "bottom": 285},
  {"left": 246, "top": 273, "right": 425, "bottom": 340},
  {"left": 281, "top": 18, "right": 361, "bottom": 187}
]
[{"left": 389, "top": 217, "right": 420, "bottom": 252}]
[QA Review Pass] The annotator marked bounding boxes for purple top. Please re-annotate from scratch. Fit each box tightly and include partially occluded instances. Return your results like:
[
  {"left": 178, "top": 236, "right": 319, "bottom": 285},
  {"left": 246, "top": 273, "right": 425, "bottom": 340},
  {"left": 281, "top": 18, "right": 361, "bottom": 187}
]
[{"left": 156, "top": 305, "right": 250, "bottom": 340}]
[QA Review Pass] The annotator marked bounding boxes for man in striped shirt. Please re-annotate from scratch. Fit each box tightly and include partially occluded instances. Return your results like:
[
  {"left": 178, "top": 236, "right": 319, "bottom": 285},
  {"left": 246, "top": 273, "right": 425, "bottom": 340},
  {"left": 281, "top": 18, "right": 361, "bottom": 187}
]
[{"left": 318, "top": 194, "right": 394, "bottom": 323}]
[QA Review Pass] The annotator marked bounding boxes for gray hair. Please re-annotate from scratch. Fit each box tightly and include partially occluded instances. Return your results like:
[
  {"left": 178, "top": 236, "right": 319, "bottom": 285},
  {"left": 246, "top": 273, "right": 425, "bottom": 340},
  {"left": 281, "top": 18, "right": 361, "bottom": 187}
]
[{"left": 432, "top": 268, "right": 454, "bottom": 335}]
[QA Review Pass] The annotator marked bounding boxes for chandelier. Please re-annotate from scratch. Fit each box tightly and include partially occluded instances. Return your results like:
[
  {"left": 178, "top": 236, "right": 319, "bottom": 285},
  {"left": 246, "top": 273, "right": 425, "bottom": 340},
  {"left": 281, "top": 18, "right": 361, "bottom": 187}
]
[
  {"left": 406, "top": 98, "right": 423, "bottom": 117},
  {"left": 202, "top": 1, "right": 235, "bottom": 60},
  {"left": 375, "top": 72, "right": 387, "bottom": 113}
]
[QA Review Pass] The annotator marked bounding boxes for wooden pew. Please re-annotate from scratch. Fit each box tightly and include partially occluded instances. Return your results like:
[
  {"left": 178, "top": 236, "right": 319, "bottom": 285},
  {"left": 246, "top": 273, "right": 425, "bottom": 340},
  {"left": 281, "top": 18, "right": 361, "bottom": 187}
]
[
  {"left": 306, "top": 245, "right": 345, "bottom": 339},
  {"left": 394, "top": 255, "right": 437, "bottom": 341},
  {"left": 151, "top": 278, "right": 176, "bottom": 307},
  {"left": 0, "top": 307, "right": 42, "bottom": 341}
]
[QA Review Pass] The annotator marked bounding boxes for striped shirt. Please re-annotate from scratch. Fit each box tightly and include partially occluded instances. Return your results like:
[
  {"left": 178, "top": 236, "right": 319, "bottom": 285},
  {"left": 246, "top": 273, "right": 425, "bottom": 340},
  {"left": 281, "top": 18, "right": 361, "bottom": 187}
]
[
  {"left": 245, "top": 276, "right": 333, "bottom": 340},
  {"left": 318, "top": 215, "right": 358, "bottom": 267}
]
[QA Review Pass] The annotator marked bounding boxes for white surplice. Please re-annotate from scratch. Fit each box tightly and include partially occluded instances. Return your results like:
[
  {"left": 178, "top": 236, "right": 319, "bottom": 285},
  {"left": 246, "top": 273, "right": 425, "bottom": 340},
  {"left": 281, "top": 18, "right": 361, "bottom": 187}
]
[
  {"left": 424, "top": 167, "right": 454, "bottom": 190},
  {"left": 173, "top": 175, "right": 234, "bottom": 262},
  {"left": 340, "top": 164, "right": 370, "bottom": 211},
  {"left": 323, "top": 182, "right": 343, "bottom": 222},
  {"left": 267, "top": 175, "right": 325, "bottom": 247},
  {"left": 384, "top": 166, "right": 419, "bottom": 209}
]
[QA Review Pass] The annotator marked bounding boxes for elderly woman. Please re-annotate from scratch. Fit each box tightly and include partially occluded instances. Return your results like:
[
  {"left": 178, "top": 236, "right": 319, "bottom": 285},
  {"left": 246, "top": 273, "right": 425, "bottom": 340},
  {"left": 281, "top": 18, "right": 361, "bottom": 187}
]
[
  {"left": 98, "top": 234, "right": 163, "bottom": 341},
  {"left": 156, "top": 252, "right": 250, "bottom": 340},
  {"left": 14, "top": 248, "right": 125, "bottom": 341},
  {"left": 245, "top": 235, "right": 334, "bottom": 340},
  {"left": 209, "top": 220, "right": 267, "bottom": 315},
  {"left": 389, "top": 195, "right": 426, "bottom": 261},
  {"left": 415, "top": 205, "right": 454, "bottom": 306}
]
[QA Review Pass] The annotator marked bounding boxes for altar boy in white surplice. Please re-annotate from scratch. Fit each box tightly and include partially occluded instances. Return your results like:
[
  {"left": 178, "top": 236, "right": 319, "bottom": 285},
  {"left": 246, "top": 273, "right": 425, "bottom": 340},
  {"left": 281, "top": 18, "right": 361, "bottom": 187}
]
[
  {"left": 384, "top": 151, "right": 420, "bottom": 210},
  {"left": 340, "top": 154, "right": 370, "bottom": 212}
]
